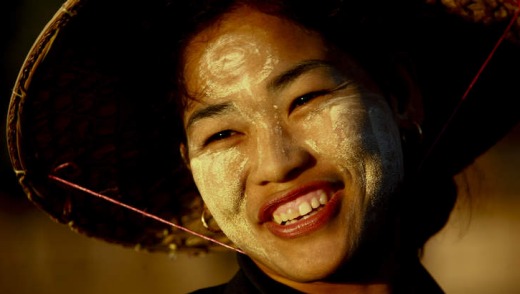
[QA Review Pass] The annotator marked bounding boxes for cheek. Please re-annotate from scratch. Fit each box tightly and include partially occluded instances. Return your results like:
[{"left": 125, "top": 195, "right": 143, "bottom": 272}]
[
  {"left": 189, "top": 148, "right": 247, "bottom": 215},
  {"left": 368, "top": 103, "right": 403, "bottom": 180},
  {"left": 301, "top": 95, "right": 403, "bottom": 199},
  {"left": 189, "top": 149, "right": 270, "bottom": 257},
  {"left": 301, "top": 98, "right": 368, "bottom": 169}
]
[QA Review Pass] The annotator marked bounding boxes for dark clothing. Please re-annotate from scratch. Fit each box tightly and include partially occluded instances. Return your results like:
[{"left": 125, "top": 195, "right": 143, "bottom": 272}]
[{"left": 191, "top": 254, "right": 445, "bottom": 293}]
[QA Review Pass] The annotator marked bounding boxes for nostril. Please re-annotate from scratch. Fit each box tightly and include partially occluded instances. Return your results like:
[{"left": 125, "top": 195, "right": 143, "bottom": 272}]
[
  {"left": 255, "top": 147, "right": 316, "bottom": 185},
  {"left": 285, "top": 154, "right": 315, "bottom": 180}
]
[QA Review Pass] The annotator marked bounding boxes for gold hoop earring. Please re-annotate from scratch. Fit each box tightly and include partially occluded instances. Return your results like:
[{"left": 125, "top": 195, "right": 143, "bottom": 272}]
[{"left": 201, "top": 205, "right": 222, "bottom": 233}]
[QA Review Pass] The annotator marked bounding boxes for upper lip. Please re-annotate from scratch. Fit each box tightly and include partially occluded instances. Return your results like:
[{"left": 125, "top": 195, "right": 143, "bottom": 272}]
[{"left": 257, "top": 180, "right": 341, "bottom": 224}]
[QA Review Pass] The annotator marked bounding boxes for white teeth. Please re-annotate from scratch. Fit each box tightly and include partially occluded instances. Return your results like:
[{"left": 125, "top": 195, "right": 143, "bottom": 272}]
[
  {"left": 281, "top": 212, "right": 288, "bottom": 222},
  {"left": 311, "top": 197, "right": 320, "bottom": 209},
  {"left": 319, "top": 192, "right": 328, "bottom": 205},
  {"left": 298, "top": 202, "right": 312, "bottom": 216},
  {"left": 273, "top": 214, "right": 282, "bottom": 224},
  {"left": 272, "top": 192, "right": 330, "bottom": 225},
  {"left": 286, "top": 208, "right": 299, "bottom": 220}
]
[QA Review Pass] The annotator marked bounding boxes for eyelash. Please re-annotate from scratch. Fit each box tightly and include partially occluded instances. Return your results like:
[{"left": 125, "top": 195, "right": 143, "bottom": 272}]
[
  {"left": 289, "top": 80, "right": 351, "bottom": 113},
  {"left": 289, "top": 90, "right": 330, "bottom": 113},
  {"left": 204, "top": 130, "right": 237, "bottom": 146}
]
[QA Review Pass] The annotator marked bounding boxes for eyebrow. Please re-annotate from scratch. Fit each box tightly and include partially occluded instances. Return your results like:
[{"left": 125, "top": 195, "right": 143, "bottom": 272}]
[
  {"left": 185, "top": 102, "right": 234, "bottom": 131},
  {"left": 268, "top": 60, "right": 335, "bottom": 92}
]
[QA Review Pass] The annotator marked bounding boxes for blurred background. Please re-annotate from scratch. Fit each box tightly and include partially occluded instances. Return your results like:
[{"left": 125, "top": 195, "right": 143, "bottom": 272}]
[{"left": 1, "top": 1, "right": 519, "bottom": 293}]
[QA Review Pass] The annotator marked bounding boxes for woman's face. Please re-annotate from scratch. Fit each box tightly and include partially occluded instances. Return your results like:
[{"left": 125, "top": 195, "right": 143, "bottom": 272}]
[{"left": 182, "top": 6, "right": 403, "bottom": 282}]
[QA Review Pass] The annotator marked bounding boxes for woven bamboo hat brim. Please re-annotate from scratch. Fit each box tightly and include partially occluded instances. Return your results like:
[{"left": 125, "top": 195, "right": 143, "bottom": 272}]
[
  {"left": 6, "top": 0, "right": 520, "bottom": 255},
  {"left": 7, "top": 0, "right": 233, "bottom": 254}
]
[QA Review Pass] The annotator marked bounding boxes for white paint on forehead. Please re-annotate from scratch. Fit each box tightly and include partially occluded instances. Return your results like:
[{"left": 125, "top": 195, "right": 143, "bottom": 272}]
[{"left": 198, "top": 32, "right": 278, "bottom": 98}]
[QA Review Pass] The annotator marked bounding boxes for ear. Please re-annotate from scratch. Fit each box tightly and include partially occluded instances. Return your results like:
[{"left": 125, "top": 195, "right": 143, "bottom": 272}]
[
  {"left": 179, "top": 143, "right": 191, "bottom": 170},
  {"left": 385, "top": 61, "right": 425, "bottom": 171},
  {"left": 389, "top": 63, "right": 424, "bottom": 129}
]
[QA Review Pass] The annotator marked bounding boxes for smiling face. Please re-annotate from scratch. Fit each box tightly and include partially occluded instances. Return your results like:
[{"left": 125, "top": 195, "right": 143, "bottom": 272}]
[{"left": 181, "top": 6, "right": 404, "bottom": 283}]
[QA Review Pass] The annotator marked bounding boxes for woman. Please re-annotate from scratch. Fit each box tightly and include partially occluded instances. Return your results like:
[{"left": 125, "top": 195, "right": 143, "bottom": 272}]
[
  {"left": 181, "top": 4, "right": 412, "bottom": 292},
  {"left": 7, "top": 0, "right": 520, "bottom": 292}
]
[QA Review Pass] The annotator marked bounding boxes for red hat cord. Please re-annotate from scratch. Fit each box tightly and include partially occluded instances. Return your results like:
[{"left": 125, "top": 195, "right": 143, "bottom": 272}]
[
  {"left": 48, "top": 162, "right": 245, "bottom": 254},
  {"left": 419, "top": 1, "right": 520, "bottom": 170}
]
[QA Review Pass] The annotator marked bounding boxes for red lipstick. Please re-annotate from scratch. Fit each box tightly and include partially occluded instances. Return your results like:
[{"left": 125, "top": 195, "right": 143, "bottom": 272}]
[{"left": 259, "top": 181, "right": 343, "bottom": 238}]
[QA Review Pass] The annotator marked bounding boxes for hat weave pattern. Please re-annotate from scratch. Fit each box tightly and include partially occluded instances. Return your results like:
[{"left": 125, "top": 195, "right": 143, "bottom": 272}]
[{"left": 8, "top": 0, "right": 232, "bottom": 254}]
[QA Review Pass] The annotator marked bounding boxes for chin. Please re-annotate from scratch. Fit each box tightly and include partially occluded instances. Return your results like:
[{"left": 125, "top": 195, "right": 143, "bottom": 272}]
[{"left": 254, "top": 235, "right": 355, "bottom": 283}]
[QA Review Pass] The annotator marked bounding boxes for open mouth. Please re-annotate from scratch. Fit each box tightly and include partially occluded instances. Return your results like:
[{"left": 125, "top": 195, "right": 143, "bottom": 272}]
[
  {"left": 260, "top": 181, "right": 342, "bottom": 238},
  {"left": 272, "top": 190, "right": 329, "bottom": 225}
]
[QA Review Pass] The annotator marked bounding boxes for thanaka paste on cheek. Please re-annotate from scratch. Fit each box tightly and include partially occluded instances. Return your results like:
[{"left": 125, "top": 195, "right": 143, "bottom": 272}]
[
  {"left": 300, "top": 94, "right": 370, "bottom": 248},
  {"left": 299, "top": 91, "right": 403, "bottom": 248},
  {"left": 190, "top": 147, "right": 246, "bottom": 215},
  {"left": 329, "top": 92, "right": 402, "bottom": 202},
  {"left": 189, "top": 145, "right": 273, "bottom": 259},
  {"left": 367, "top": 97, "right": 404, "bottom": 194}
]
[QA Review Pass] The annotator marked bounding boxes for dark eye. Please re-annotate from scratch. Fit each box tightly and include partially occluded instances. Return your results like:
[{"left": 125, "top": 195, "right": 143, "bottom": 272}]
[
  {"left": 289, "top": 90, "right": 330, "bottom": 113},
  {"left": 204, "top": 130, "right": 236, "bottom": 146}
]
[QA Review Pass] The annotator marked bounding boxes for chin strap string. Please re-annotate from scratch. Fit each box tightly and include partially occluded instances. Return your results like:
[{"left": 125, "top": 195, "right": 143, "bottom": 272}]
[
  {"left": 419, "top": 1, "right": 520, "bottom": 170},
  {"left": 48, "top": 174, "right": 245, "bottom": 255}
]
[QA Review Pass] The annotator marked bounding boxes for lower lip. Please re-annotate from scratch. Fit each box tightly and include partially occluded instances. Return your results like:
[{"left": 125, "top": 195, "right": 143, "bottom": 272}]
[{"left": 264, "top": 189, "right": 343, "bottom": 239}]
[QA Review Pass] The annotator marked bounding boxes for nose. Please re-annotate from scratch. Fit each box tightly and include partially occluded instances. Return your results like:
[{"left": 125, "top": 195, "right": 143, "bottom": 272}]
[{"left": 250, "top": 124, "right": 314, "bottom": 185}]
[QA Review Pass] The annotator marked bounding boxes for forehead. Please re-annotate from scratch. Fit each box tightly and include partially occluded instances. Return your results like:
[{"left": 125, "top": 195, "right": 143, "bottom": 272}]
[
  {"left": 182, "top": 6, "right": 330, "bottom": 93},
  {"left": 187, "top": 6, "right": 324, "bottom": 54}
]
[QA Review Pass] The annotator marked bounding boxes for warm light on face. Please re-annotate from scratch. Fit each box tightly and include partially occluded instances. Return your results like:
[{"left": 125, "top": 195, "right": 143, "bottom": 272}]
[
  {"left": 197, "top": 32, "right": 278, "bottom": 98},
  {"left": 182, "top": 7, "right": 403, "bottom": 282}
]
